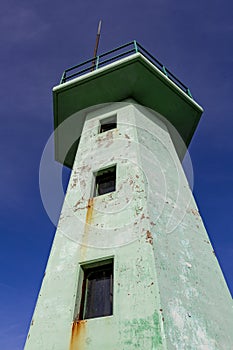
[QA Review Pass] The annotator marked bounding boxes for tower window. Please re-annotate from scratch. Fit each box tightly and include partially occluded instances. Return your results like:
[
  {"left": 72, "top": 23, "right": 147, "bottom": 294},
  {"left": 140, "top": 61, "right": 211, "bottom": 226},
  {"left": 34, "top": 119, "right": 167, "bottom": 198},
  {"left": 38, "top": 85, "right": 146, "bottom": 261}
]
[
  {"left": 79, "top": 260, "right": 113, "bottom": 320},
  {"left": 93, "top": 165, "right": 116, "bottom": 197},
  {"left": 99, "top": 115, "right": 117, "bottom": 133}
]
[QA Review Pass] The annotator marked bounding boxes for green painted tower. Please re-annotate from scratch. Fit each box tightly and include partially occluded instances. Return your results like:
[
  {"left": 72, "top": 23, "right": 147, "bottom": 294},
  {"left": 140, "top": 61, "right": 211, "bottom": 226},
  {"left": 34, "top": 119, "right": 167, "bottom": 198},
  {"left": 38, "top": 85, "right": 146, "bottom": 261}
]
[{"left": 25, "top": 41, "right": 233, "bottom": 349}]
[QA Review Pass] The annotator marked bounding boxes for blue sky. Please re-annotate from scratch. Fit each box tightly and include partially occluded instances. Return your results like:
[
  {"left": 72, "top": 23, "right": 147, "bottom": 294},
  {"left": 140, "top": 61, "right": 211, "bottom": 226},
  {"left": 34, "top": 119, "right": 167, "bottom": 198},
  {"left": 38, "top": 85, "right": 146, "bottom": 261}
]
[{"left": 1, "top": 0, "right": 233, "bottom": 348}]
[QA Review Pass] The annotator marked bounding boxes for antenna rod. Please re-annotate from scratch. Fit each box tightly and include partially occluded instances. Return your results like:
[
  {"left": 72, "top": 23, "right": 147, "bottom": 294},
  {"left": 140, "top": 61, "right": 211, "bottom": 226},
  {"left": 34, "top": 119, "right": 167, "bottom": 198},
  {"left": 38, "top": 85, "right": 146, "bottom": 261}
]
[{"left": 92, "top": 20, "right": 102, "bottom": 70}]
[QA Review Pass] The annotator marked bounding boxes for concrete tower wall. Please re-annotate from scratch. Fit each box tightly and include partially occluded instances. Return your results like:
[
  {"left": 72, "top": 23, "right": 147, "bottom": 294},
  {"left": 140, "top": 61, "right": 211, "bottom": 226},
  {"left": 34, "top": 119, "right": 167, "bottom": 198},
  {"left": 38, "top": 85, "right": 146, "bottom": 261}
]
[
  {"left": 25, "top": 102, "right": 233, "bottom": 350},
  {"left": 134, "top": 104, "right": 233, "bottom": 349},
  {"left": 25, "top": 102, "right": 165, "bottom": 350}
]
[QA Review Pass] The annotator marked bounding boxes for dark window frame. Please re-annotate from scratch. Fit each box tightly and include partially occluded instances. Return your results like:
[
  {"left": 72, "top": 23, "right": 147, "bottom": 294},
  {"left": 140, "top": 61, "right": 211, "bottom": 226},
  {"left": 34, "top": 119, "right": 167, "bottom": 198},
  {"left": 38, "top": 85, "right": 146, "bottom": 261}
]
[
  {"left": 93, "top": 165, "right": 116, "bottom": 197},
  {"left": 99, "top": 115, "right": 117, "bottom": 133},
  {"left": 79, "top": 260, "right": 114, "bottom": 320}
]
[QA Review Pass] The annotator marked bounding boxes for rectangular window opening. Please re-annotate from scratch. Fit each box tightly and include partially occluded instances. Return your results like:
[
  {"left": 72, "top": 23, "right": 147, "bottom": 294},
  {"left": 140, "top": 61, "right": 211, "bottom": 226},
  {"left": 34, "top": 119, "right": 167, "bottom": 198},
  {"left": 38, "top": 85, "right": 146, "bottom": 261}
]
[
  {"left": 79, "top": 260, "right": 114, "bottom": 320},
  {"left": 99, "top": 115, "right": 117, "bottom": 133},
  {"left": 93, "top": 165, "right": 116, "bottom": 197}
]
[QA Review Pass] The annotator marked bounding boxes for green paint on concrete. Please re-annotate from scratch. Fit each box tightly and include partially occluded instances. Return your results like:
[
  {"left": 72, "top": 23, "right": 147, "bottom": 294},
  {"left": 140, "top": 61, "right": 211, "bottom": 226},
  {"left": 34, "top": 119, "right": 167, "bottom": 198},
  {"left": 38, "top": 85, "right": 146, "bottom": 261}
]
[
  {"left": 121, "top": 315, "right": 163, "bottom": 349},
  {"left": 152, "top": 311, "right": 163, "bottom": 346}
]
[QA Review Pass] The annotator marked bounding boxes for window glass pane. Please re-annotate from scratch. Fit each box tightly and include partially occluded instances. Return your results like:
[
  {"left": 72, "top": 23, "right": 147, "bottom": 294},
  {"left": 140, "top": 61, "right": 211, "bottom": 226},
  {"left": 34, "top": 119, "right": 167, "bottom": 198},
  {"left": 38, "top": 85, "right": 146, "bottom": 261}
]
[
  {"left": 99, "top": 115, "right": 117, "bottom": 133},
  {"left": 79, "top": 262, "right": 113, "bottom": 320},
  {"left": 94, "top": 166, "right": 116, "bottom": 197},
  {"left": 96, "top": 172, "right": 116, "bottom": 195},
  {"left": 84, "top": 267, "right": 113, "bottom": 319}
]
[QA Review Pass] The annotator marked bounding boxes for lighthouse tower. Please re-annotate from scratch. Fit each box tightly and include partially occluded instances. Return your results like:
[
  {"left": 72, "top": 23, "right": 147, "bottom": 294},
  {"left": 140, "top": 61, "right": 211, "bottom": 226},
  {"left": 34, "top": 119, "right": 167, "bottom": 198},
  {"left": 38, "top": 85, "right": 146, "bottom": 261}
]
[{"left": 25, "top": 41, "right": 233, "bottom": 349}]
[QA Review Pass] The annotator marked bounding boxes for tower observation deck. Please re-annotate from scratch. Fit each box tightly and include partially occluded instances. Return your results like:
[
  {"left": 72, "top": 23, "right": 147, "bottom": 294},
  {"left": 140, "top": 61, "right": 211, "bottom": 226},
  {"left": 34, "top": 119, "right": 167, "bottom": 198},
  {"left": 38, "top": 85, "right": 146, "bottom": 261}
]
[{"left": 53, "top": 41, "right": 203, "bottom": 167}]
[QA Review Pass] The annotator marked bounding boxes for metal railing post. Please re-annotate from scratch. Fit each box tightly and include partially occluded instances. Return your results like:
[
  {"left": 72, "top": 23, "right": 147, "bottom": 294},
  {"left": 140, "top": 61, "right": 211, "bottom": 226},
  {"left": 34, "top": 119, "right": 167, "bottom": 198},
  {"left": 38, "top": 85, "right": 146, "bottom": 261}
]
[
  {"left": 95, "top": 56, "right": 99, "bottom": 70},
  {"left": 162, "top": 66, "right": 168, "bottom": 77},
  {"left": 59, "top": 42, "right": 192, "bottom": 97},
  {"left": 187, "top": 88, "right": 193, "bottom": 99},
  {"left": 60, "top": 71, "right": 66, "bottom": 84},
  {"left": 133, "top": 40, "right": 138, "bottom": 53}
]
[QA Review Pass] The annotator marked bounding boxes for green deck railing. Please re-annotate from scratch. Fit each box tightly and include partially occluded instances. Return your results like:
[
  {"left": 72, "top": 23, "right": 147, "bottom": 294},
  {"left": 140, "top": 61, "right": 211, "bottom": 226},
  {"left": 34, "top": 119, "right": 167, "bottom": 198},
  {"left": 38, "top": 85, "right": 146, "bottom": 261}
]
[{"left": 60, "top": 40, "right": 193, "bottom": 99}]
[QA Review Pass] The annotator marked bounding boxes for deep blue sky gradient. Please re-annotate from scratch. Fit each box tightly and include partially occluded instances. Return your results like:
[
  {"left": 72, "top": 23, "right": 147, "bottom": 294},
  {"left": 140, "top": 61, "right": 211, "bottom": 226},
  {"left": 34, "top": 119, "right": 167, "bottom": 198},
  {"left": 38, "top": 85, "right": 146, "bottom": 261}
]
[{"left": 1, "top": 0, "right": 233, "bottom": 348}]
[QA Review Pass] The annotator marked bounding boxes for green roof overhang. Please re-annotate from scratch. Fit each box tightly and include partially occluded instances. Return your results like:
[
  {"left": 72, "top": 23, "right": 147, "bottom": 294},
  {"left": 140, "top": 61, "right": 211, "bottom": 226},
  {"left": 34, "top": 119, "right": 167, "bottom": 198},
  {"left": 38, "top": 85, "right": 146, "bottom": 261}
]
[{"left": 53, "top": 52, "right": 203, "bottom": 168}]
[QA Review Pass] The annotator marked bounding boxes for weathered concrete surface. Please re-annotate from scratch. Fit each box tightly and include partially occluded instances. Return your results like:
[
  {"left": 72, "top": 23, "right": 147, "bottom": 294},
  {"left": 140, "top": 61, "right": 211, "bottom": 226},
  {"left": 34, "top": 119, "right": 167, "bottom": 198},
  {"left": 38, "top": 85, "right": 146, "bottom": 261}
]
[
  {"left": 25, "top": 102, "right": 233, "bottom": 350},
  {"left": 133, "top": 104, "right": 233, "bottom": 349}
]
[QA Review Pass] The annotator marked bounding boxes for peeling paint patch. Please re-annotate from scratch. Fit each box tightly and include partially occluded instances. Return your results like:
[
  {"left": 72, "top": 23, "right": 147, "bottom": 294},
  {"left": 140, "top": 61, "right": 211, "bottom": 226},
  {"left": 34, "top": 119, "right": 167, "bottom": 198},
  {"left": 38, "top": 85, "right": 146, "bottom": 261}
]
[
  {"left": 74, "top": 197, "right": 86, "bottom": 212},
  {"left": 185, "top": 262, "right": 192, "bottom": 268},
  {"left": 121, "top": 314, "right": 163, "bottom": 348},
  {"left": 146, "top": 230, "right": 153, "bottom": 245},
  {"left": 96, "top": 130, "right": 114, "bottom": 148},
  {"left": 191, "top": 209, "right": 200, "bottom": 216},
  {"left": 135, "top": 206, "right": 143, "bottom": 215},
  {"left": 170, "top": 303, "right": 185, "bottom": 330},
  {"left": 168, "top": 298, "right": 217, "bottom": 349}
]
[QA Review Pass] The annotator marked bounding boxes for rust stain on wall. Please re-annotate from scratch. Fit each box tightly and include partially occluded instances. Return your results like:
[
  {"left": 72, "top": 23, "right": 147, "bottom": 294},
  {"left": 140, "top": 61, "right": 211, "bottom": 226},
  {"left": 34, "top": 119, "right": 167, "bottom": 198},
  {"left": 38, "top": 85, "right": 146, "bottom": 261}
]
[
  {"left": 69, "top": 320, "right": 87, "bottom": 350},
  {"left": 146, "top": 230, "right": 153, "bottom": 245},
  {"left": 86, "top": 198, "right": 94, "bottom": 225},
  {"left": 81, "top": 198, "right": 94, "bottom": 260},
  {"left": 191, "top": 208, "right": 200, "bottom": 216},
  {"left": 97, "top": 130, "right": 114, "bottom": 148}
]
